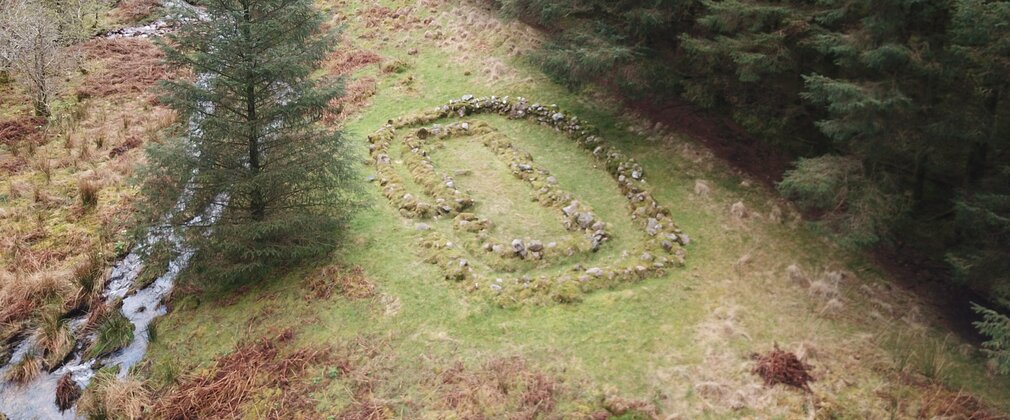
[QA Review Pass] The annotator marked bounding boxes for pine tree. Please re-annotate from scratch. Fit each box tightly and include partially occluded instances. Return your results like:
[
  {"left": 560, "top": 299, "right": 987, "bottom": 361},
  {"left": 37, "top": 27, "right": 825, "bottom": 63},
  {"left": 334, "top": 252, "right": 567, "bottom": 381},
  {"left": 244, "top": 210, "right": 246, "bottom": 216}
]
[{"left": 140, "top": 0, "right": 358, "bottom": 282}]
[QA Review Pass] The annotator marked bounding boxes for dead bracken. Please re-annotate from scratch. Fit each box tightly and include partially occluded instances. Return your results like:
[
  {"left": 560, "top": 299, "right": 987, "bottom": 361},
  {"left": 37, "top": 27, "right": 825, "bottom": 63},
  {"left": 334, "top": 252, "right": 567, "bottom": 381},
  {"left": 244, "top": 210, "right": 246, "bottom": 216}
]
[{"left": 751, "top": 345, "right": 814, "bottom": 391}]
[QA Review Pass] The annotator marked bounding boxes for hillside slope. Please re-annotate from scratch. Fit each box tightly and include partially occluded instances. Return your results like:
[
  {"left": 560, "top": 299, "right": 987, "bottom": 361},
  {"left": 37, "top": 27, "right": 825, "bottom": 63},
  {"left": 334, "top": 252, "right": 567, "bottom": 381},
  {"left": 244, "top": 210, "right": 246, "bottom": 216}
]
[{"left": 3, "top": 0, "right": 1010, "bottom": 418}]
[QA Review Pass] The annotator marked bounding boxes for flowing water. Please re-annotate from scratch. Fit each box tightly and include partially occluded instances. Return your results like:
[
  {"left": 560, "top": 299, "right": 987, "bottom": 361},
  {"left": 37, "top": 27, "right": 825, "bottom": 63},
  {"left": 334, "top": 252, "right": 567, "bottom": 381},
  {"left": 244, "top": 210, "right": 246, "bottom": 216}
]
[{"left": 0, "top": 3, "right": 218, "bottom": 416}]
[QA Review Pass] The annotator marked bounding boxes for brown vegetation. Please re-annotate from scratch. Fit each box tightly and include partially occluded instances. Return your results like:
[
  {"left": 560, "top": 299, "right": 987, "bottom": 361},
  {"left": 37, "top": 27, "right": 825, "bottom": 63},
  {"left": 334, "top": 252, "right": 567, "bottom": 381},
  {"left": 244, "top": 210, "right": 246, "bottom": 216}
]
[
  {"left": 305, "top": 265, "right": 376, "bottom": 300},
  {"left": 78, "top": 178, "right": 101, "bottom": 210},
  {"left": 56, "top": 373, "right": 83, "bottom": 411},
  {"left": 0, "top": 115, "right": 46, "bottom": 150},
  {"left": 152, "top": 330, "right": 330, "bottom": 419},
  {"left": 917, "top": 386, "right": 1006, "bottom": 420},
  {"left": 751, "top": 345, "right": 814, "bottom": 391},
  {"left": 434, "top": 356, "right": 559, "bottom": 419},
  {"left": 77, "top": 38, "right": 170, "bottom": 99},
  {"left": 113, "top": 0, "right": 162, "bottom": 23}
]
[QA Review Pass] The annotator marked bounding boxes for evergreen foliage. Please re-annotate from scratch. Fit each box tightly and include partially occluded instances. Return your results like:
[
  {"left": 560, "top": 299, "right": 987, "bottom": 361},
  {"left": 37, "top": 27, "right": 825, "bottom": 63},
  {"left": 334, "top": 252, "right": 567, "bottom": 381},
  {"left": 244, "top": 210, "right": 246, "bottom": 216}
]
[
  {"left": 140, "top": 0, "right": 359, "bottom": 283},
  {"left": 973, "top": 304, "right": 1010, "bottom": 375},
  {"left": 484, "top": 0, "right": 1010, "bottom": 316}
]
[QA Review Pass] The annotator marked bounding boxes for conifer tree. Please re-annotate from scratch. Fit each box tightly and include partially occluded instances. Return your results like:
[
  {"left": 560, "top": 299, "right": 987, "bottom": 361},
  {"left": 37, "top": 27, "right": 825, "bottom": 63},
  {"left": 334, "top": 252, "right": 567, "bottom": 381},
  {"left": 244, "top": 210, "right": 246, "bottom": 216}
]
[{"left": 141, "top": 0, "right": 358, "bottom": 282}]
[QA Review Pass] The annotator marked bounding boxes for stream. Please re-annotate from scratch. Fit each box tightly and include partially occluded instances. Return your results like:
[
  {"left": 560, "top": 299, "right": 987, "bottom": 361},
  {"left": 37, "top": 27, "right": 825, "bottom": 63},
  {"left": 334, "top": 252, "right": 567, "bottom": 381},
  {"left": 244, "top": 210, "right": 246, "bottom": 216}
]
[{"left": 0, "top": 2, "right": 217, "bottom": 417}]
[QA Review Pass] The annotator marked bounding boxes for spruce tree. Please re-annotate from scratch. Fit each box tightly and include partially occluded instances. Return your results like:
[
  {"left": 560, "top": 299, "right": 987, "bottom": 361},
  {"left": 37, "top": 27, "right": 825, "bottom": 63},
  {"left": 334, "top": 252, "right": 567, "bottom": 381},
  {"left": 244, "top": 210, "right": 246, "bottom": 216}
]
[{"left": 140, "top": 0, "right": 358, "bottom": 282}]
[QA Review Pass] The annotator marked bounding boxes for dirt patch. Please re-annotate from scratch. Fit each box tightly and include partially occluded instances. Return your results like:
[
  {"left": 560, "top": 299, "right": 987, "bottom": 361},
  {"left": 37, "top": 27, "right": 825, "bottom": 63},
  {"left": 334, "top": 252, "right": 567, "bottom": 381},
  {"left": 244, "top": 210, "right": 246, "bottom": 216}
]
[
  {"left": 152, "top": 330, "right": 331, "bottom": 419},
  {"left": 77, "top": 38, "right": 171, "bottom": 99},
  {"left": 751, "top": 345, "right": 814, "bottom": 391},
  {"left": 305, "top": 265, "right": 376, "bottom": 300},
  {"left": 433, "top": 356, "right": 559, "bottom": 419}
]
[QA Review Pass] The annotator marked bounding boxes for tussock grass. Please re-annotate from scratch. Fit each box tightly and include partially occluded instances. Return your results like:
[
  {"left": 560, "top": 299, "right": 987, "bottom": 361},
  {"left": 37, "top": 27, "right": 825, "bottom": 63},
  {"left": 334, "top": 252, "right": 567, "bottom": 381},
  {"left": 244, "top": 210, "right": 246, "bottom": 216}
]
[
  {"left": 77, "top": 368, "right": 151, "bottom": 420},
  {"left": 85, "top": 310, "right": 134, "bottom": 360},
  {"left": 5, "top": 352, "right": 42, "bottom": 384},
  {"left": 34, "top": 305, "right": 75, "bottom": 369},
  {"left": 78, "top": 178, "right": 101, "bottom": 210}
]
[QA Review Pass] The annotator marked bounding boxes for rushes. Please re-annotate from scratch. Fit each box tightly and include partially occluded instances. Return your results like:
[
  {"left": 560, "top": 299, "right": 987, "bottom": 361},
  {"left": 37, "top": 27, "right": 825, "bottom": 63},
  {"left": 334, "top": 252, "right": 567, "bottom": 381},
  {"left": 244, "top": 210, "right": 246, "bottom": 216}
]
[{"left": 85, "top": 310, "right": 134, "bottom": 360}]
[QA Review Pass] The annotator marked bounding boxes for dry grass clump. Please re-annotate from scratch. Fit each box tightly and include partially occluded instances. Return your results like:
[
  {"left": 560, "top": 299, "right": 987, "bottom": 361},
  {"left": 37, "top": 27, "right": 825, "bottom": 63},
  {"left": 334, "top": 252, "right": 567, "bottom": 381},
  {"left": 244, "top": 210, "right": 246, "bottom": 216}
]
[
  {"left": 5, "top": 352, "right": 42, "bottom": 383},
  {"left": 152, "top": 332, "right": 330, "bottom": 419},
  {"left": 917, "top": 386, "right": 1004, "bottom": 419},
  {"left": 305, "top": 265, "right": 376, "bottom": 300},
  {"left": 0, "top": 270, "right": 72, "bottom": 328},
  {"left": 78, "top": 178, "right": 101, "bottom": 210},
  {"left": 77, "top": 38, "right": 170, "bottom": 99},
  {"left": 434, "top": 356, "right": 559, "bottom": 418},
  {"left": 751, "top": 345, "right": 814, "bottom": 391},
  {"left": 34, "top": 306, "right": 75, "bottom": 369},
  {"left": 77, "top": 368, "right": 151, "bottom": 420}
]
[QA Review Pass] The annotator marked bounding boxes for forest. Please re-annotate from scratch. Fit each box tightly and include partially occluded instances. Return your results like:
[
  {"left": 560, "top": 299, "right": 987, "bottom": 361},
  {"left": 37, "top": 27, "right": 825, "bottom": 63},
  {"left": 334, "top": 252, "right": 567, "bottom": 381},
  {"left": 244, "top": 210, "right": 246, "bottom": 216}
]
[
  {"left": 487, "top": 0, "right": 1010, "bottom": 313},
  {"left": 0, "top": 0, "right": 1009, "bottom": 418}
]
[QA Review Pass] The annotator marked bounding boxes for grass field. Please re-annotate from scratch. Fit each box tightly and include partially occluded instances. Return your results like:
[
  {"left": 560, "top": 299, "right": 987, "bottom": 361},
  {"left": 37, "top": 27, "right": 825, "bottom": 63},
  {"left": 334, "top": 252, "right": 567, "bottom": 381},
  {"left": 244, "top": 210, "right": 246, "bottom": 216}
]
[{"left": 3, "top": 0, "right": 1010, "bottom": 417}]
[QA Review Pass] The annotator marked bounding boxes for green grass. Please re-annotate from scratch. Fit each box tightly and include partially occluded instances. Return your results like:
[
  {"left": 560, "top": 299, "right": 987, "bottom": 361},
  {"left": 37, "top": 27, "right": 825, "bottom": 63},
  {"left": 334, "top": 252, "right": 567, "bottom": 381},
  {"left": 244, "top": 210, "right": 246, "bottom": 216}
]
[
  {"left": 138, "top": 0, "right": 1010, "bottom": 417},
  {"left": 86, "top": 310, "right": 134, "bottom": 360}
]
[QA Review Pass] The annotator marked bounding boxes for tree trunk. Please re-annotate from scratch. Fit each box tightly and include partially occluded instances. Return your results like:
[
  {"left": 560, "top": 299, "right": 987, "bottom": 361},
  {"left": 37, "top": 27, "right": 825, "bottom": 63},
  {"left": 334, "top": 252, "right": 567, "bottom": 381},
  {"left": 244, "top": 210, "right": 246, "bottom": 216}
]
[{"left": 243, "top": 2, "right": 264, "bottom": 221}]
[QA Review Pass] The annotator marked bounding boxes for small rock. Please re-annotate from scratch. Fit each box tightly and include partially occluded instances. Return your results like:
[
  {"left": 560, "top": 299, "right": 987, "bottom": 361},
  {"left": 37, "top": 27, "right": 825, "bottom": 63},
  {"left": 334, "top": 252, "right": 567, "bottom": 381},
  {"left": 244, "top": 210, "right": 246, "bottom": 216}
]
[
  {"left": 641, "top": 252, "right": 654, "bottom": 261},
  {"left": 562, "top": 201, "right": 579, "bottom": 216},
  {"left": 528, "top": 240, "right": 543, "bottom": 252},
  {"left": 646, "top": 218, "right": 660, "bottom": 235},
  {"left": 461, "top": 94, "right": 474, "bottom": 101},
  {"left": 546, "top": 176, "right": 558, "bottom": 185},
  {"left": 576, "top": 212, "right": 594, "bottom": 229},
  {"left": 365, "top": 175, "right": 376, "bottom": 182},
  {"left": 408, "top": 48, "right": 418, "bottom": 55},
  {"left": 517, "top": 163, "right": 533, "bottom": 172},
  {"left": 415, "top": 223, "right": 431, "bottom": 231},
  {"left": 546, "top": 242, "right": 557, "bottom": 248},
  {"left": 631, "top": 170, "right": 642, "bottom": 180},
  {"left": 586, "top": 267, "right": 604, "bottom": 277},
  {"left": 459, "top": 259, "right": 468, "bottom": 267},
  {"left": 511, "top": 239, "right": 525, "bottom": 254}
]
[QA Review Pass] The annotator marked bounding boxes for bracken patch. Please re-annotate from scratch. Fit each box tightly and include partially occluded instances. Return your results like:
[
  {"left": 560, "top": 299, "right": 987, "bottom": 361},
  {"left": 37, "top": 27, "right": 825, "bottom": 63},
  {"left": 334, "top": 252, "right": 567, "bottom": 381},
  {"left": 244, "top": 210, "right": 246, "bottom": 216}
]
[
  {"left": 77, "top": 38, "right": 171, "bottom": 99},
  {"left": 152, "top": 330, "right": 331, "bottom": 419},
  {"left": 750, "top": 345, "right": 814, "bottom": 392}
]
